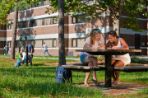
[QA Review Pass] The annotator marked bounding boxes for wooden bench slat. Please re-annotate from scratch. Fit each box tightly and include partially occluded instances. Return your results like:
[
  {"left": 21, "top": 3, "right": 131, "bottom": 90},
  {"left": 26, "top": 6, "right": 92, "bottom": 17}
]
[
  {"left": 114, "top": 65, "right": 148, "bottom": 72},
  {"left": 62, "top": 64, "right": 105, "bottom": 72},
  {"left": 127, "top": 63, "right": 148, "bottom": 66},
  {"left": 62, "top": 63, "right": 148, "bottom": 72}
]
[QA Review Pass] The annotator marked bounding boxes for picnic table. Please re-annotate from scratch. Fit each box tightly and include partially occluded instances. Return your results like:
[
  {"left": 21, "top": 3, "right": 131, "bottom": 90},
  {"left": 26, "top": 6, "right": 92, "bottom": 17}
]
[{"left": 76, "top": 49, "right": 141, "bottom": 87}]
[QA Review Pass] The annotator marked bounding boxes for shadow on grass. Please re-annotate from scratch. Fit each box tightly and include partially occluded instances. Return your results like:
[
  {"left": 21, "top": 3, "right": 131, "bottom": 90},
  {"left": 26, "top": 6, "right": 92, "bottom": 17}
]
[
  {"left": 0, "top": 81, "right": 101, "bottom": 97},
  {"left": 132, "top": 77, "right": 148, "bottom": 83},
  {"left": 31, "top": 63, "right": 43, "bottom": 66},
  {"left": 0, "top": 67, "right": 56, "bottom": 79},
  {"left": 0, "top": 66, "right": 102, "bottom": 97},
  {"left": 0, "top": 66, "right": 86, "bottom": 80}
]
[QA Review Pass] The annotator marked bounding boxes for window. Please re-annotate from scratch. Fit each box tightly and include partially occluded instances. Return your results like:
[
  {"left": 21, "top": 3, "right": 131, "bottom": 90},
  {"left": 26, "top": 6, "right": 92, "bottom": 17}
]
[
  {"left": 7, "top": 20, "right": 13, "bottom": 30},
  {"left": 35, "top": 40, "right": 42, "bottom": 48},
  {"left": 43, "top": 18, "right": 51, "bottom": 25},
  {"left": 29, "top": 20, "right": 36, "bottom": 27},
  {"left": 36, "top": 19, "right": 42, "bottom": 26},
  {"left": 0, "top": 41, "right": 5, "bottom": 48},
  {"left": 52, "top": 39, "right": 57, "bottom": 47},
  {"left": 42, "top": 18, "right": 45, "bottom": 25},
  {"left": 72, "top": 17, "right": 76, "bottom": 24},
  {"left": 42, "top": 18, "right": 54, "bottom": 25},
  {"left": 54, "top": 17, "right": 58, "bottom": 24},
  {"left": 50, "top": 17, "right": 58, "bottom": 24},
  {"left": 0, "top": 25, "right": 6, "bottom": 30},
  {"left": 18, "top": 21, "right": 27, "bottom": 28},
  {"left": 77, "top": 38, "right": 85, "bottom": 48},
  {"left": 72, "top": 15, "right": 86, "bottom": 23},
  {"left": 71, "top": 38, "right": 78, "bottom": 47}
]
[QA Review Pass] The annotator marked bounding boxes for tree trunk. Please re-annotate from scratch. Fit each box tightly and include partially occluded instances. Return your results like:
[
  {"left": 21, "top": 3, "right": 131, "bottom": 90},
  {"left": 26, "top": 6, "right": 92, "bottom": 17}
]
[
  {"left": 11, "top": 2, "right": 18, "bottom": 59},
  {"left": 109, "top": 8, "right": 114, "bottom": 31},
  {"left": 118, "top": 0, "right": 123, "bottom": 35},
  {"left": 58, "top": 0, "right": 66, "bottom": 66}
]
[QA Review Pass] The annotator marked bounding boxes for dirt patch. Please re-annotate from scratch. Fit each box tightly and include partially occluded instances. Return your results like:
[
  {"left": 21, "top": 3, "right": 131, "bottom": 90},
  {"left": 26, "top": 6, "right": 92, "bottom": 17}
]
[{"left": 77, "top": 81, "right": 148, "bottom": 96}]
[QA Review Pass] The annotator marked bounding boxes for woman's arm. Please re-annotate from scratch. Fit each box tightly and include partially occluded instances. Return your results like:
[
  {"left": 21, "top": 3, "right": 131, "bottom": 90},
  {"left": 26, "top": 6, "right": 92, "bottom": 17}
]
[
  {"left": 111, "top": 38, "right": 129, "bottom": 50},
  {"left": 120, "top": 38, "right": 129, "bottom": 49},
  {"left": 83, "top": 43, "right": 91, "bottom": 49}
]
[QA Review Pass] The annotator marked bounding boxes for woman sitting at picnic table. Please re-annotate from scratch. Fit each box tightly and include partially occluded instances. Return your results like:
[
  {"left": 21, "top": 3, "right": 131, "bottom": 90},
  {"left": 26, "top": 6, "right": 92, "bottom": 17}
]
[
  {"left": 106, "top": 31, "right": 131, "bottom": 84},
  {"left": 80, "top": 29, "right": 105, "bottom": 86}
]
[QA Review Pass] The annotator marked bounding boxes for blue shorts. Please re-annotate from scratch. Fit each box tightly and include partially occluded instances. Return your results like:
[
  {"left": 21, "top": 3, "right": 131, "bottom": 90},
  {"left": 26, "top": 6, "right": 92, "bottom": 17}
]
[{"left": 80, "top": 52, "right": 88, "bottom": 63}]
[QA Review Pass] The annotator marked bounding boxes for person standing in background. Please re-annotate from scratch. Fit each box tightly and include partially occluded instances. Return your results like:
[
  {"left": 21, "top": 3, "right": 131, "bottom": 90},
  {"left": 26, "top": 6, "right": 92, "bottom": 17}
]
[
  {"left": 3, "top": 44, "right": 9, "bottom": 55},
  {"left": 42, "top": 42, "right": 50, "bottom": 56},
  {"left": 26, "top": 41, "right": 34, "bottom": 66}
]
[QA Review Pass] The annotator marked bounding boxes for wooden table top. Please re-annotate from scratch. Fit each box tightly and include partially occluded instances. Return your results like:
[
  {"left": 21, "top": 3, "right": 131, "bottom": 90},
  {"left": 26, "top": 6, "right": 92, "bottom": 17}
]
[{"left": 76, "top": 49, "right": 141, "bottom": 55}]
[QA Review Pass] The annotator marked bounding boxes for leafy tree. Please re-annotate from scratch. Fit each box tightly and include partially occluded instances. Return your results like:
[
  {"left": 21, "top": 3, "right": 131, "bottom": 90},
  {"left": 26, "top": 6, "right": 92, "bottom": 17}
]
[
  {"left": 0, "top": 0, "right": 40, "bottom": 59},
  {"left": 49, "top": 0, "right": 147, "bottom": 30},
  {"left": 48, "top": 0, "right": 147, "bottom": 65},
  {"left": 0, "top": 0, "right": 14, "bottom": 25}
]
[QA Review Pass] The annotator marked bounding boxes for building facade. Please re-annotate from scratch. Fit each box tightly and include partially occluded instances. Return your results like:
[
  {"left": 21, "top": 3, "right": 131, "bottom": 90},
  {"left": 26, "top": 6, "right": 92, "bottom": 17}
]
[{"left": 0, "top": 0, "right": 147, "bottom": 56}]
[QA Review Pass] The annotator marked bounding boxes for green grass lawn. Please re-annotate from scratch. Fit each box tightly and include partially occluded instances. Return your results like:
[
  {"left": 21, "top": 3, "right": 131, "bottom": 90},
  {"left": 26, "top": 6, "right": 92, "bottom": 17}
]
[{"left": 0, "top": 55, "right": 148, "bottom": 98}]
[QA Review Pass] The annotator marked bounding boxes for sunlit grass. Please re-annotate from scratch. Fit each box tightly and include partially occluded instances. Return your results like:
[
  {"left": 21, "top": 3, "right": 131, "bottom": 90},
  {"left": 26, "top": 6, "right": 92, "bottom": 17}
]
[{"left": 0, "top": 55, "right": 148, "bottom": 98}]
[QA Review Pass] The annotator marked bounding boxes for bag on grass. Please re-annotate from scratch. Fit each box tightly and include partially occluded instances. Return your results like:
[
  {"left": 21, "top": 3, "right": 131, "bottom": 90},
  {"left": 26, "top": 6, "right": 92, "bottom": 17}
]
[{"left": 56, "top": 66, "right": 71, "bottom": 83}]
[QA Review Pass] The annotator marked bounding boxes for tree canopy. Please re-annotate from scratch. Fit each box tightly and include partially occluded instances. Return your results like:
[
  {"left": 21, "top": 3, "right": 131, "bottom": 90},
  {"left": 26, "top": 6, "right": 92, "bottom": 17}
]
[
  {"left": 49, "top": 0, "right": 147, "bottom": 30},
  {"left": 0, "top": 0, "right": 14, "bottom": 24},
  {"left": 0, "top": 0, "right": 40, "bottom": 25}
]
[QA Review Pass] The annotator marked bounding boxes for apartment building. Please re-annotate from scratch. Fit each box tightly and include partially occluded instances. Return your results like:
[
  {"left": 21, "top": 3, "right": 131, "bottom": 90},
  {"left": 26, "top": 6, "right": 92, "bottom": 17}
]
[{"left": 0, "top": 0, "right": 147, "bottom": 56}]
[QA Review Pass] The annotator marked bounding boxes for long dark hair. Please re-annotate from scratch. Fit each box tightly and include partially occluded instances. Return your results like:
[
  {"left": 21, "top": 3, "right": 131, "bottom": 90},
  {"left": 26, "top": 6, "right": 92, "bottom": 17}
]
[
  {"left": 107, "top": 30, "right": 118, "bottom": 38},
  {"left": 106, "top": 31, "right": 118, "bottom": 47},
  {"left": 90, "top": 29, "right": 102, "bottom": 44}
]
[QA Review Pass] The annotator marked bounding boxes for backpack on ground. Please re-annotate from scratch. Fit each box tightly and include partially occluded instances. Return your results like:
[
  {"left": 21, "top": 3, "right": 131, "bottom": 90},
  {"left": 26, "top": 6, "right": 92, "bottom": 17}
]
[{"left": 56, "top": 66, "right": 71, "bottom": 83}]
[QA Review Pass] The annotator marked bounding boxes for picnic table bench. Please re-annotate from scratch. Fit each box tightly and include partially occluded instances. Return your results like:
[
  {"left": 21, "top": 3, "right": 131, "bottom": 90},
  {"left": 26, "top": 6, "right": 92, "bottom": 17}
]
[
  {"left": 62, "top": 63, "right": 105, "bottom": 72},
  {"left": 62, "top": 63, "right": 148, "bottom": 84},
  {"left": 62, "top": 49, "right": 148, "bottom": 87},
  {"left": 62, "top": 63, "right": 148, "bottom": 72},
  {"left": 115, "top": 63, "right": 148, "bottom": 72}
]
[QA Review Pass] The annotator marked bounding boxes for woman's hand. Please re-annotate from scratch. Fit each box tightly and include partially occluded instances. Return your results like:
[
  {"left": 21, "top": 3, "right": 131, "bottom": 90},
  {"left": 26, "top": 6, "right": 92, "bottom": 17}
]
[{"left": 112, "top": 46, "right": 120, "bottom": 49}]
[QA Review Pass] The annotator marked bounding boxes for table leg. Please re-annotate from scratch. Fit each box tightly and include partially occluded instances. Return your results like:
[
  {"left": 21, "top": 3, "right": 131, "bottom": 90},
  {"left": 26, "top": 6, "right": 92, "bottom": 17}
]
[{"left": 105, "top": 54, "right": 113, "bottom": 87}]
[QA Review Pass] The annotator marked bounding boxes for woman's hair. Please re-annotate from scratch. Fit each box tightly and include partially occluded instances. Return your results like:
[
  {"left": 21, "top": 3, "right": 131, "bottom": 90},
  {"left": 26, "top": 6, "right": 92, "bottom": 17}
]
[
  {"left": 90, "top": 29, "right": 102, "bottom": 44},
  {"left": 106, "top": 31, "right": 118, "bottom": 47},
  {"left": 107, "top": 30, "right": 118, "bottom": 37}
]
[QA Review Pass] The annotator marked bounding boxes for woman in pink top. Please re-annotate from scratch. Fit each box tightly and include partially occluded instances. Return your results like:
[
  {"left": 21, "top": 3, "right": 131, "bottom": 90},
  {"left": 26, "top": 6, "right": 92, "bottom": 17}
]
[{"left": 80, "top": 29, "right": 105, "bottom": 86}]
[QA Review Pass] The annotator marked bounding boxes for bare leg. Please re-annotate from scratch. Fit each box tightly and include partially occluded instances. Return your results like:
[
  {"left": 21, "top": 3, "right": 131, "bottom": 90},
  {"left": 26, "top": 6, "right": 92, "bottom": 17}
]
[
  {"left": 84, "top": 56, "right": 98, "bottom": 86},
  {"left": 84, "top": 60, "right": 93, "bottom": 86},
  {"left": 112, "top": 60, "right": 117, "bottom": 82},
  {"left": 93, "top": 71, "right": 97, "bottom": 80},
  {"left": 112, "top": 60, "right": 124, "bottom": 84},
  {"left": 84, "top": 72, "right": 90, "bottom": 86},
  {"left": 91, "top": 57, "right": 97, "bottom": 81}
]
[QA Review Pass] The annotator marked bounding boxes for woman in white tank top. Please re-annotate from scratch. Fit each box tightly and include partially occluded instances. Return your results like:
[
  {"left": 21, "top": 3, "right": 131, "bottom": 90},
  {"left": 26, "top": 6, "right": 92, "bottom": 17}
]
[{"left": 106, "top": 31, "right": 131, "bottom": 84}]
